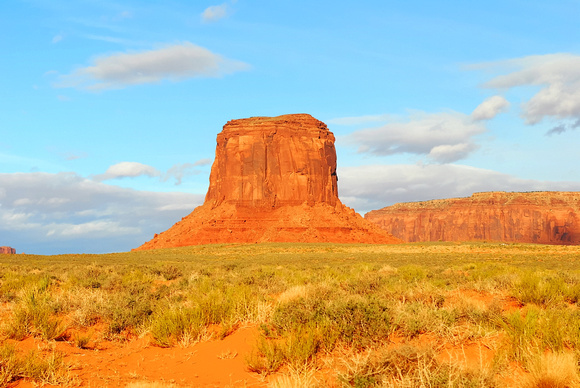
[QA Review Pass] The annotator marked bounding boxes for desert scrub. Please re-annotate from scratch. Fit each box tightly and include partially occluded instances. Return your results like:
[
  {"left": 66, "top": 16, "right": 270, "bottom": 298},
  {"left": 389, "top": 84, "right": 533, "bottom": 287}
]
[
  {"left": 0, "top": 344, "right": 75, "bottom": 387},
  {"left": 65, "top": 264, "right": 111, "bottom": 289},
  {"left": 496, "top": 306, "right": 541, "bottom": 363},
  {"left": 246, "top": 325, "right": 322, "bottom": 375},
  {"left": 271, "top": 292, "right": 392, "bottom": 349},
  {"left": 59, "top": 287, "right": 108, "bottom": 327},
  {"left": 3, "top": 282, "right": 67, "bottom": 341},
  {"left": 149, "top": 306, "right": 206, "bottom": 347},
  {"left": 511, "top": 271, "right": 566, "bottom": 307},
  {"left": 151, "top": 263, "right": 183, "bottom": 281},
  {"left": 520, "top": 351, "right": 580, "bottom": 388},
  {"left": 0, "top": 271, "right": 50, "bottom": 303},
  {"left": 337, "top": 345, "right": 495, "bottom": 388},
  {"left": 5, "top": 242, "right": 580, "bottom": 384},
  {"left": 149, "top": 280, "right": 263, "bottom": 346},
  {"left": 0, "top": 344, "right": 21, "bottom": 386},
  {"left": 103, "top": 290, "right": 153, "bottom": 338},
  {"left": 249, "top": 286, "right": 393, "bottom": 373}
]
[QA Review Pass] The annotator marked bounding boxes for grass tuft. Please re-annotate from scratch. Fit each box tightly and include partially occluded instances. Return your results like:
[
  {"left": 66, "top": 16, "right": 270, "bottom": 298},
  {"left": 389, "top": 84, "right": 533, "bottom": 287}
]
[{"left": 520, "top": 351, "right": 580, "bottom": 388}]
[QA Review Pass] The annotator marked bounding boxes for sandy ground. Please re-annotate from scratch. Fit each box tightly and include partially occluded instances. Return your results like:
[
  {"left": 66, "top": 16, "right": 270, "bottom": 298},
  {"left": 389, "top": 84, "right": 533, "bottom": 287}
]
[
  {"left": 4, "top": 288, "right": 531, "bottom": 387},
  {"left": 9, "top": 326, "right": 269, "bottom": 388}
]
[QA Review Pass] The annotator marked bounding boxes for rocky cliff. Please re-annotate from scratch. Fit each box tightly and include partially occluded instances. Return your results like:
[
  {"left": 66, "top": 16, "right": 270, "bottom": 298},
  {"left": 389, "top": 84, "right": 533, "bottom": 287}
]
[
  {"left": 134, "top": 114, "right": 400, "bottom": 250},
  {"left": 0, "top": 246, "right": 16, "bottom": 254},
  {"left": 365, "top": 191, "right": 580, "bottom": 245},
  {"left": 205, "top": 114, "right": 338, "bottom": 208}
]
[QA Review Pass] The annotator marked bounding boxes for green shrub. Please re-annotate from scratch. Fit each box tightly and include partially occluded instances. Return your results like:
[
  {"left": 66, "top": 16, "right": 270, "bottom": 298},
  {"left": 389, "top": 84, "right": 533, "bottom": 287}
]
[
  {"left": 0, "top": 344, "right": 21, "bottom": 386},
  {"left": 498, "top": 307, "right": 540, "bottom": 363},
  {"left": 0, "top": 345, "right": 74, "bottom": 386},
  {"left": 398, "top": 265, "right": 427, "bottom": 282},
  {"left": 3, "top": 286, "right": 67, "bottom": 341},
  {"left": 246, "top": 337, "right": 285, "bottom": 375},
  {"left": 105, "top": 291, "right": 153, "bottom": 337},
  {"left": 149, "top": 306, "right": 205, "bottom": 347},
  {"left": 512, "top": 272, "right": 565, "bottom": 306}
]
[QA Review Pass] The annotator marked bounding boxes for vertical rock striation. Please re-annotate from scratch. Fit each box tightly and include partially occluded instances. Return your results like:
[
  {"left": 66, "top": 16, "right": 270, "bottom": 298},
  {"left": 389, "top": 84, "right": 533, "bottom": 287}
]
[
  {"left": 205, "top": 114, "right": 338, "bottom": 208},
  {"left": 134, "top": 114, "right": 400, "bottom": 250},
  {"left": 365, "top": 191, "right": 580, "bottom": 245}
]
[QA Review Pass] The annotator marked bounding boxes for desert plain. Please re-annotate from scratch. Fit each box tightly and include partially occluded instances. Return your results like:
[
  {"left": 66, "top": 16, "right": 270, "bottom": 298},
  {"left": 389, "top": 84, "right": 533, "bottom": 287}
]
[{"left": 2, "top": 242, "right": 580, "bottom": 387}]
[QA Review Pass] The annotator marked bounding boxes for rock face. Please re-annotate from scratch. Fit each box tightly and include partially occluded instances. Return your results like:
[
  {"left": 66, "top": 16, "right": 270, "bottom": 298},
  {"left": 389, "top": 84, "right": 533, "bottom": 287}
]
[
  {"left": 205, "top": 114, "right": 339, "bottom": 208},
  {"left": 0, "top": 246, "right": 16, "bottom": 254},
  {"left": 365, "top": 191, "right": 580, "bottom": 245},
  {"left": 134, "top": 114, "right": 400, "bottom": 250}
]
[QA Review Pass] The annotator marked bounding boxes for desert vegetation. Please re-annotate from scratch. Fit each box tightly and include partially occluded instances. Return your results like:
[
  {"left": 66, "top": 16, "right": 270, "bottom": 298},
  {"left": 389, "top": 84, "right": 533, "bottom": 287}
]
[{"left": 1, "top": 242, "right": 580, "bottom": 387}]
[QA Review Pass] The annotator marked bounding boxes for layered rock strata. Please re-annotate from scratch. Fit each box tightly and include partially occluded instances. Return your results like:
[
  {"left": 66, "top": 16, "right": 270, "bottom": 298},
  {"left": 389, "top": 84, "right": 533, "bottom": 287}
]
[
  {"left": 0, "top": 246, "right": 16, "bottom": 254},
  {"left": 135, "top": 114, "right": 400, "bottom": 250},
  {"left": 365, "top": 191, "right": 580, "bottom": 245}
]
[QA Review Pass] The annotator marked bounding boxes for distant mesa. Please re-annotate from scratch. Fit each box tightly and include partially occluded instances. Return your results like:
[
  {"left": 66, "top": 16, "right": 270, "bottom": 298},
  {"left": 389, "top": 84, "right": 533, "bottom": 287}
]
[
  {"left": 134, "top": 114, "right": 400, "bottom": 250},
  {"left": 365, "top": 191, "right": 580, "bottom": 245},
  {"left": 0, "top": 246, "right": 16, "bottom": 254}
]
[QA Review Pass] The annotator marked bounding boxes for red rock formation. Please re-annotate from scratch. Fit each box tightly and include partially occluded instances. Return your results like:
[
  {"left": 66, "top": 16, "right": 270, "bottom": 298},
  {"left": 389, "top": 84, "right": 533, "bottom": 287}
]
[
  {"left": 134, "top": 114, "right": 400, "bottom": 250},
  {"left": 365, "top": 191, "right": 580, "bottom": 245},
  {"left": 0, "top": 246, "right": 16, "bottom": 254}
]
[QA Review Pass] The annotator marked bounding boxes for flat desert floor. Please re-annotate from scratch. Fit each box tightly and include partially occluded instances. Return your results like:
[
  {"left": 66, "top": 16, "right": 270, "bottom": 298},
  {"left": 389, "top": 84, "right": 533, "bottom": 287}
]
[{"left": 1, "top": 242, "right": 580, "bottom": 387}]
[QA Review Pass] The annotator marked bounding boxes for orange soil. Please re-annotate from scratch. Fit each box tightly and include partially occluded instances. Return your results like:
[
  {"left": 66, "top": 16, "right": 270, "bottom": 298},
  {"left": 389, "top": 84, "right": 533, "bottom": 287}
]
[
  {"left": 9, "top": 326, "right": 268, "bottom": 388},
  {"left": 5, "top": 289, "right": 535, "bottom": 387}
]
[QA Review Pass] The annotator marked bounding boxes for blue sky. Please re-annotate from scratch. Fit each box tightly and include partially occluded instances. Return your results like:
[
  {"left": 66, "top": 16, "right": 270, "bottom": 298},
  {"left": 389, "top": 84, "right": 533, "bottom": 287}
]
[{"left": 2, "top": 0, "right": 580, "bottom": 254}]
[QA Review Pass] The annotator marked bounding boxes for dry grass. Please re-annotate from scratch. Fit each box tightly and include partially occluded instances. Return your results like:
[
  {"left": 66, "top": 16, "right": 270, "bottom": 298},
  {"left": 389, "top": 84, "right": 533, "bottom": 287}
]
[
  {"left": 269, "top": 365, "right": 319, "bottom": 388},
  {"left": 2, "top": 242, "right": 580, "bottom": 386},
  {"left": 520, "top": 351, "right": 580, "bottom": 388}
]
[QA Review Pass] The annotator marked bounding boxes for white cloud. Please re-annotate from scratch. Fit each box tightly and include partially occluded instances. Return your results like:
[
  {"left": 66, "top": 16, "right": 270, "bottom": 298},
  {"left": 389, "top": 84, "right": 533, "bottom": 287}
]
[
  {"left": 47, "top": 220, "right": 140, "bottom": 237},
  {"left": 475, "top": 53, "right": 580, "bottom": 126},
  {"left": 471, "top": 95, "right": 510, "bottom": 121},
  {"left": 338, "top": 164, "right": 580, "bottom": 214},
  {"left": 346, "top": 111, "right": 486, "bottom": 163},
  {"left": 55, "top": 42, "right": 250, "bottom": 90},
  {"left": 51, "top": 34, "right": 63, "bottom": 44},
  {"left": 193, "top": 158, "right": 212, "bottom": 166},
  {"left": 0, "top": 172, "right": 204, "bottom": 254},
  {"left": 93, "top": 160, "right": 212, "bottom": 185},
  {"left": 426, "top": 143, "right": 478, "bottom": 163},
  {"left": 202, "top": 4, "right": 229, "bottom": 22},
  {"left": 93, "top": 162, "right": 161, "bottom": 182},
  {"left": 163, "top": 162, "right": 203, "bottom": 185}
]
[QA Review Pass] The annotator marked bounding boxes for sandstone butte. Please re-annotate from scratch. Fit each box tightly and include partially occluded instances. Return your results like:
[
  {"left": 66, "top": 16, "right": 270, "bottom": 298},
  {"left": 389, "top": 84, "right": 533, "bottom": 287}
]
[
  {"left": 134, "top": 114, "right": 400, "bottom": 250},
  {"left": 365, "top": 191, "right": 580, "bottom": 245},
  {"left": 0, "top": 246, "right": 16, "bottom": 254}
]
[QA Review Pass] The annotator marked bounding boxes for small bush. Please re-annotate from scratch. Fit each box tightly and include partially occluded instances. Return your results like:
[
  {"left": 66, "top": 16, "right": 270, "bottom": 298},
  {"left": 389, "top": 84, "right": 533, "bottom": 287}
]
[
  {"left": 149, "top": 306, "right": 205, "bottom": 347},
  {"left": 105, "top": 292, "right": 153, "bottom": 337},
  {"left": 338, "top": 345, "right": 495, "bottom": 388},
  {"left": 521, "top": 351, "right": 580, "bottom": 388},
  {"left": 498, "top": 307, "right": 539, "bottom": 363},
  {"left": 0, "top": 345, "right": 74, "bottom": 386},
  {"left": 152, "top": 264, "right": 183, "bottom": 281},
  {"left": 398, "top": 265, "right": 427, "bottom": 282},
  {"left": 0, "top": 344, "right": 21, "bottom": 386},
  {"left": 512, "top": 272, "right": 565, "bottom": 307},
  {"left": 3, "top": 286, "right": 67, "bottom": 341},
  {"left": 283, "top": 327, "right": 321, "bottom": 368},
  {"left": 246, "top": 337, "right": 285, "bottom": 375},
  {"left": 271, "top": 294, "right": 391, "bottom": 349}
]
